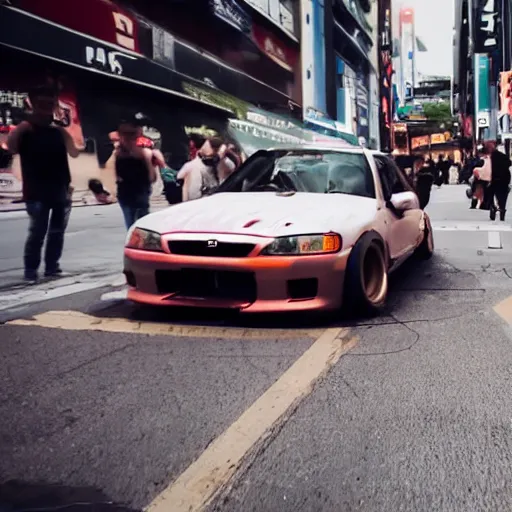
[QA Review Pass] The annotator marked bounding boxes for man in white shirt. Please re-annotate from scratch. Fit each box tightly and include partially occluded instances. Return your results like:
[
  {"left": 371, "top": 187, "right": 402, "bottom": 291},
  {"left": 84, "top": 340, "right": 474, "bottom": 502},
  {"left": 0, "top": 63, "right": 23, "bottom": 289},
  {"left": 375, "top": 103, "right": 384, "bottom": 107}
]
[{"left": 177, "top": 137, "right": 236, "bottom": 201}]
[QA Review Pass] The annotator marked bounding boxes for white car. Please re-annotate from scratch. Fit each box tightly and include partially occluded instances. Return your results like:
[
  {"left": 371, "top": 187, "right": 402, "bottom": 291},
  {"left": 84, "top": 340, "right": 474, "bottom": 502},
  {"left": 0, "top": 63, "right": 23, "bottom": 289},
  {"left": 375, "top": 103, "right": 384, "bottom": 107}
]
[{"left": 124, "top": 145, "right": 434, "bottom": 315}]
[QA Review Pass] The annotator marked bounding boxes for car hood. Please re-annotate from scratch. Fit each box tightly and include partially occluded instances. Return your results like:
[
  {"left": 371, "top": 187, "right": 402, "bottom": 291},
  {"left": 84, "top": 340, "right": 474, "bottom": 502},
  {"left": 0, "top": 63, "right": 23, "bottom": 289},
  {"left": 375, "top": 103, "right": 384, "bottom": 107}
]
[{"left": 136, "top": 192, "right": 377, "bottom": 238}]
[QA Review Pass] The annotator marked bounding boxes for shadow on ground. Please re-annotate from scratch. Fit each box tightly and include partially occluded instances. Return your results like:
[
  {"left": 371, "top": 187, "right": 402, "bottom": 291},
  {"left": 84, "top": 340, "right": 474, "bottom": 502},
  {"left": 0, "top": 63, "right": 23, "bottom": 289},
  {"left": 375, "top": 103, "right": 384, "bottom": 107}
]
[{"left": 0, "top": 480, "right": 139, "bottom": 512}]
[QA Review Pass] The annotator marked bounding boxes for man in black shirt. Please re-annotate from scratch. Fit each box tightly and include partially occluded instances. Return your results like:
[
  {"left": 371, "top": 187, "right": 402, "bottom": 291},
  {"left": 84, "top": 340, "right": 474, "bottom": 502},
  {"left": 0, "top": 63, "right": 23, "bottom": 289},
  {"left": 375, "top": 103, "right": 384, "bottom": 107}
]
[
  {"left": 486, "top": 141, "right": 512, "bottom": 221},
  {"left": 7, "top": 86, "right": 79, "bottom": 282},
  {"left": 412, "top": 155, "right": 435, "bottom": 209}
]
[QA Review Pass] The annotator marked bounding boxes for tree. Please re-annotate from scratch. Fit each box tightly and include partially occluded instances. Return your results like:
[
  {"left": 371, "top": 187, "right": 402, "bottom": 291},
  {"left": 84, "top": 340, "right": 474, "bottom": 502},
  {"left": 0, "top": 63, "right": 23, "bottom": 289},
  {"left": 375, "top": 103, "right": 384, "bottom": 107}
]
[{"left": 422, "top": 102, "right": 455, "bottom": 130}]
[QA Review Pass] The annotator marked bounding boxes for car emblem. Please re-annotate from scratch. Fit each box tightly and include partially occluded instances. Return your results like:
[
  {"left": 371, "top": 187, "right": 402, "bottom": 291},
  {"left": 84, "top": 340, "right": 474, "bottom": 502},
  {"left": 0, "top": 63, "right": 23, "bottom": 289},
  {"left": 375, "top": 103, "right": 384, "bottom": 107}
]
[{"left": 207, "top": 240, "right": 218, "bottom": 248}]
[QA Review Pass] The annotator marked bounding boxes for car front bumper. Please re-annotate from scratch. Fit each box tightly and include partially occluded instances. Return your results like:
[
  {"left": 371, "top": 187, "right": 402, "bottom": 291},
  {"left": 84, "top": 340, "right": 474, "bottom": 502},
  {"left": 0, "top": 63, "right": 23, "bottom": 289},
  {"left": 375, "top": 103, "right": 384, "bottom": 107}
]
[{"left": 123, "top": 234, "right": 352, "bottom": 313}]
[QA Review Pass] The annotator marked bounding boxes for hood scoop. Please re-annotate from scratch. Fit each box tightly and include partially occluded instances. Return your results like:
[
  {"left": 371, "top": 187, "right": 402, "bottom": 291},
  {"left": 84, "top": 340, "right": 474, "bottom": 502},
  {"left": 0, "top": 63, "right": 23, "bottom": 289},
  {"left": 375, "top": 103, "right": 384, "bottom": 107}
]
[{"left": 243, "top": 219, "right": 261, "bottom": 228}]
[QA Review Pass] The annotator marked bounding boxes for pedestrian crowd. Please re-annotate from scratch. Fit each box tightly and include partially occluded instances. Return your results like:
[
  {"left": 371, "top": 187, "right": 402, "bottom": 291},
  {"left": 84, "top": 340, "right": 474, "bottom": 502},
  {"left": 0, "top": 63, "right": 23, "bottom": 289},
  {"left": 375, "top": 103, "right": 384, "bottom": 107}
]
[{"left": 462, "top": 141, "right": 511, "bottom": 221}]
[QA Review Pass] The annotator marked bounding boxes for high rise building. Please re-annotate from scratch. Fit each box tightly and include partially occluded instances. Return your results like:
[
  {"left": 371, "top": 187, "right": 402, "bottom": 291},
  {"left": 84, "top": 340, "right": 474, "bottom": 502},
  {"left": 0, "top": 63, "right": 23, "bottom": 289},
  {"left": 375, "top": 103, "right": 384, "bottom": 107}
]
[
  {"left": 301, "top": 0, "right": 381, "bottom": 147},
  {"left": 453, "top": 0, "right": 510, "bottom": 144}
]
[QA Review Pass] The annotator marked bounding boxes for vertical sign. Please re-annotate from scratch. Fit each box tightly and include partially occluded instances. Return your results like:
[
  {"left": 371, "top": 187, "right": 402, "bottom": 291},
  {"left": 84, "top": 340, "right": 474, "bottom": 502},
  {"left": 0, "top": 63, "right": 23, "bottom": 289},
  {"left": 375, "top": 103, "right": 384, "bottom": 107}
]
[
  {"left": 378, "top": 0, "right": 393, "bottom": 151},
  {"left": 499, "top": 70, "right": 512, "bottom": 138},
  {"left": 474, "top": 53, "right": 491, "bottom": 131},
  {"left": 474, "top": 0, "right": 500, "bottom": 53},
  {"left": 356, "top": 71, "right": 369, "bottom": 143}
]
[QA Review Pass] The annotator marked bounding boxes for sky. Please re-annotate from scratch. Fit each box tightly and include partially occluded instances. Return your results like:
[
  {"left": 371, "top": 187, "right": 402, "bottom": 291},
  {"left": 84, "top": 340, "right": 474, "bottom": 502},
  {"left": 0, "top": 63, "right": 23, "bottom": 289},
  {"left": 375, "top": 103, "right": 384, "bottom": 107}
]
[{"left": 393, "top": 0, "right": 455, "bottom": 77}]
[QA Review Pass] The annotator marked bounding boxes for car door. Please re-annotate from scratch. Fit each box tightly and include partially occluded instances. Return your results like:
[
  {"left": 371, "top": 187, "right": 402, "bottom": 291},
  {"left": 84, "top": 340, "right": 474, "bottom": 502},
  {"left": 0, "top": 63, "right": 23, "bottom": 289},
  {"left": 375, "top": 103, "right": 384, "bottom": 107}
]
[{"left": 374, "top": 155, "right": 423, "bottom": 262}]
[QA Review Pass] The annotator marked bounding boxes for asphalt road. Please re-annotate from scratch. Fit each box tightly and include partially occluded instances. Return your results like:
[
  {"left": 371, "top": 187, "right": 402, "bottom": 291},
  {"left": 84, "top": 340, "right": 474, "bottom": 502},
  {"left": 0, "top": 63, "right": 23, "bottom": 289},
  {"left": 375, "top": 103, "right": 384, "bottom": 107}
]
[{"left": 2, "top": 185, "right": 512, "bottom": 512}]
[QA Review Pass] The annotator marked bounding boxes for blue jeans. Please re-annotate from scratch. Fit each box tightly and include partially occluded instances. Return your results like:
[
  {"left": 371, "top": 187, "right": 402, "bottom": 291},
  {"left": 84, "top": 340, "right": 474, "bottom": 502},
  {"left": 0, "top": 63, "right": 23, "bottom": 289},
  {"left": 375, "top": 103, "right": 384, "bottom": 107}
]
[
  {"left": 120, "top": 203, "right": 149, "bottom": 230},
  {"left": 25, "top": 200, "right": 71, "bottom": 273}
]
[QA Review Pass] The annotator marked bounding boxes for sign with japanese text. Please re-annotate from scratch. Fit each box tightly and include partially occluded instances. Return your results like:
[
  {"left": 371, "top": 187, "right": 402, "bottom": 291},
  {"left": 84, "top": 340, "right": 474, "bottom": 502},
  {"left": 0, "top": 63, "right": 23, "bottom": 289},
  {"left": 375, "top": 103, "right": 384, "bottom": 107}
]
[{"left": 474, "top": 0, "right": 500, "bottom": 52}]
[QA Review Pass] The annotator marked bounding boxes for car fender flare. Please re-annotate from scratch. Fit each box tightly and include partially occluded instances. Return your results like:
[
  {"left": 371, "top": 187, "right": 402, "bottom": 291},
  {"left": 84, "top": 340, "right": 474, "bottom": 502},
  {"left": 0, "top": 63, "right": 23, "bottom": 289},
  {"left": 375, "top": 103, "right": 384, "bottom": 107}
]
[
  {"left": 357, "top": 230, "right": 389, "bottom": 269},
  {"left": 418, "top": 211, "right": 432, "bottom": 239}
]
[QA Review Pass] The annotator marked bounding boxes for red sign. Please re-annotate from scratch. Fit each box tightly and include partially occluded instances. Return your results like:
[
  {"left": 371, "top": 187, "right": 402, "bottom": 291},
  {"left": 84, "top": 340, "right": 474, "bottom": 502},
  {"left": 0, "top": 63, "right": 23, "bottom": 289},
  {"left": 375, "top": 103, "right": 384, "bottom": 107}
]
[
  {"left": 251, "top": 24, "right": 298, "bottom": 72},
  {"left": 16, "top": 0, "right": 140, "bottom": 53}
]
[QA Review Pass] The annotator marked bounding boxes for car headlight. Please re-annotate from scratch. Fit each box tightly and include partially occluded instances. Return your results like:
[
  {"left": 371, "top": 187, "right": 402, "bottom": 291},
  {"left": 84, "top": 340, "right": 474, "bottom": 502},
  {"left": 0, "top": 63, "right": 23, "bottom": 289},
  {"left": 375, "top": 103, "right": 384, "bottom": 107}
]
[
  {"left": 125, "top": 227, "right": 163, "bottom": 252},
  {"left": 260, "top": 233, "right": 342, "bottom": 256}
]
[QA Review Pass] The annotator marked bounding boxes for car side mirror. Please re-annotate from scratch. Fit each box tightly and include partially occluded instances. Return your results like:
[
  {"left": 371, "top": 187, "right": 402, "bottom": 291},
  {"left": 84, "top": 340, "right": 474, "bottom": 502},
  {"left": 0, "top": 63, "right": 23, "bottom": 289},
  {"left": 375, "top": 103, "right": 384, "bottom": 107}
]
[{"left": 389, "top": 191, "right": 419, "bottom": 212}]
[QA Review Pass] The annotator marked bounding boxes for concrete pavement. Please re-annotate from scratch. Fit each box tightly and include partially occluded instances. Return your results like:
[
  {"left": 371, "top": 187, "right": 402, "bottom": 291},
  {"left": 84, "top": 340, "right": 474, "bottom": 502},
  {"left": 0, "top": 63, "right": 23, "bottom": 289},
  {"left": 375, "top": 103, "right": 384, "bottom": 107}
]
[{"left": 2, "top": 185, "right": 512, "bottom": 511}]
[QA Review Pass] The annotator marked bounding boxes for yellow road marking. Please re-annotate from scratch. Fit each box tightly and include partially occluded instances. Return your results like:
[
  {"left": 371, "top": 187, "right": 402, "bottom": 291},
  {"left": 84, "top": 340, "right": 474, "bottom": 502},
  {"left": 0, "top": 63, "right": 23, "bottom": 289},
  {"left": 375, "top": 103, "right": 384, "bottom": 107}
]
[
  {"left": 7, "top": 310, "right": 325, "bottom": 339},
  {"left": 145, "top": 327, "right": 357, "bottom": 512},
  {"left": 494, "top": 295, "right": 512, "bottom": 324}
]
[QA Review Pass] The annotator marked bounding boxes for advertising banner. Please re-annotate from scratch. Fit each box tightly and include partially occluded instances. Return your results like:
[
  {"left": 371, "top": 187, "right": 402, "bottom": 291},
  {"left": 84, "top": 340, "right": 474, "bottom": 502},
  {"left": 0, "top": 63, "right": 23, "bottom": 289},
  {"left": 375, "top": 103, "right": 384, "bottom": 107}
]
[
  {"left": 377, "top": 0, "right": 393, "bottom": 151},
  {"left": 411, "top": 135, "right": 430, "bottom": 150},
  {"left": 14, "top": 0, "right": 142, "bottom": 54},
  {"left": 474, "top": 53, "right": 491, "bottom": 131},
  {"left": 251, "top": 23, "right": 298, "bottom": 72},
  {"left": 474, "top": 0, "right": 500, "bottom": 53},
  {"left": 499, "top": 70, "right": 512, "bottom": 138}
]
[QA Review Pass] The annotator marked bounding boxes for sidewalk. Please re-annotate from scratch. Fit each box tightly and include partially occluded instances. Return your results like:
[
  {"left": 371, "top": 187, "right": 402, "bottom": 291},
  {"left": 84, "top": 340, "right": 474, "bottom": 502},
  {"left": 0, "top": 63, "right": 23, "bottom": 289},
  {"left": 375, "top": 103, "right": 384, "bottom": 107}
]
[{"left": 0, "top": 193, "right": 170, "bottom": 213}]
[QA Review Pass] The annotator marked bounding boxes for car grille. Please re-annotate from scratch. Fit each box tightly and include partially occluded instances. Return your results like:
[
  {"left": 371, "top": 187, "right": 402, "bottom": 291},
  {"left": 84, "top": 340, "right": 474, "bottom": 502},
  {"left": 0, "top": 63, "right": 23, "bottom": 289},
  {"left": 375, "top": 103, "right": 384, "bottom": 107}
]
[
  {"left": 155, "top": 269, "right": 257, "bottom": 302},
  {"left": 168, "top": 240, "right": 255, "bottom": 257}
]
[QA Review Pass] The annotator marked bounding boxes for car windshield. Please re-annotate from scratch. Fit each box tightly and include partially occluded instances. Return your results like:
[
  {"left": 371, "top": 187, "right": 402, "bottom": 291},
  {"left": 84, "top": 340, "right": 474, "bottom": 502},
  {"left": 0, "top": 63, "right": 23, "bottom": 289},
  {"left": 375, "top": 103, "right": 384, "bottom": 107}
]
[{"left": 218, "top": 149, "right": 375, "bottom": 199}]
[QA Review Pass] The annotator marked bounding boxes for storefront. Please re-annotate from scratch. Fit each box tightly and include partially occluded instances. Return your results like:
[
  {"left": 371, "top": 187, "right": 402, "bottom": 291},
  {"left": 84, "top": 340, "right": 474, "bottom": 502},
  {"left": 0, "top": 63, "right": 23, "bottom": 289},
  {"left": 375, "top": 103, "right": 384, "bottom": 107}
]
[{"left": 0, "top": 2, "right": 302, "bottom": 202}]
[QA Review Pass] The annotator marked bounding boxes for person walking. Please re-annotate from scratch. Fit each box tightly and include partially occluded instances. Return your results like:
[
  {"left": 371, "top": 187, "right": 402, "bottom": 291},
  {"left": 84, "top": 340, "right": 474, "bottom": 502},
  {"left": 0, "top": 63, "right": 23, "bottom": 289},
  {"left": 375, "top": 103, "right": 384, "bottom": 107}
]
[
  {"left": 487, "top": 141, "right": 512, "bottom": 221},
  {"left": 177, "top": 137, "right": 236, "bottom": 202},
  {"left": 114, "top": 116, "right": 157, "bottom": 229},
  {"left": 412, "top": 155, "right": 435, "bottom": 209},
  {"left": 436, "top": 154, "right": 451, "bottom": 186},
  {"left": 7, "top": 85, "right": 79, "bottom": 282},
  {"left": 472, "top": 145, "right": 493, "bottom": 210}
]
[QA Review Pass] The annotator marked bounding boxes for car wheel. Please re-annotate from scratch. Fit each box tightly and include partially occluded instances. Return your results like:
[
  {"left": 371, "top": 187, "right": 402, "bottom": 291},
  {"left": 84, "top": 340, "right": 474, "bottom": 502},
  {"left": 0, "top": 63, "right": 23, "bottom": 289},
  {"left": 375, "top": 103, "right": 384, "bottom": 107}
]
[
  {"left": 415, "top": 215, "right": 434, "bottom": 260},
  {"left": 344, "top": 233, "right": 388, "bottom": 316}
]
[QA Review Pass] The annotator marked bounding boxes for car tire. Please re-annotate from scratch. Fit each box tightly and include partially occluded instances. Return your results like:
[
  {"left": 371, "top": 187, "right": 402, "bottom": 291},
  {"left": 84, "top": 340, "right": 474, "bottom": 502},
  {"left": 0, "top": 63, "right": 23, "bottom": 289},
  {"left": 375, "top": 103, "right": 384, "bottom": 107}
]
[
  {"left": 415, "top": 214, "right": 434, "bottom": 260},
  {"left": 344, "top": 233, "right": 388, "bottom": 316}
]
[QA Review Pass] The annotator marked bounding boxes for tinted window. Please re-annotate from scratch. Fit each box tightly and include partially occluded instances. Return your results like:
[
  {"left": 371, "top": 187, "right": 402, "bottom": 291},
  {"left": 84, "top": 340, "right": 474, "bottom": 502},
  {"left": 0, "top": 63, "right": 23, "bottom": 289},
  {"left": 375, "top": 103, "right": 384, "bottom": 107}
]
[
  {"left": 374, "top": 155, "right": 395, "bottom": 199},
  {"left": 219, "top": 149, "right": 376, "bottom": 199},
  {"left": 374, "top": 155, "right": 413, "bottom": 197}
]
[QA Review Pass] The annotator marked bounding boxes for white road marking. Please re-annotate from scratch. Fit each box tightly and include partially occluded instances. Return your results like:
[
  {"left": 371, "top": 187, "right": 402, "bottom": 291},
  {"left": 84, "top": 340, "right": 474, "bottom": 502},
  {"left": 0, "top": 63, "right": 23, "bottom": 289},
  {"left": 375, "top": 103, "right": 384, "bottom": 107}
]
[
  {"left": 488, "top": 231, "right": 502, "bottom": 249},
  {"left": 432, "top": 222, "right": 512, "bottom": 232},
  {"left": 100, "top": 290, "right": 128, "bottom": 301},
  {"left": 0, "top": 273, "right": 124, "bottom": 312},
  {"left": 145, "top": 328, "right": 358, "bottom": 512}
]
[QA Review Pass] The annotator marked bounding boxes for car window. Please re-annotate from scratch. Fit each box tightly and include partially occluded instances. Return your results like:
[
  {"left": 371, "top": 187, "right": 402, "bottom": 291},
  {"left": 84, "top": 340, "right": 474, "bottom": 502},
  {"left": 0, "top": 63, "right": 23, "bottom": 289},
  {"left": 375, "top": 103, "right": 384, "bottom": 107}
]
[
  {"left": 218, "top": 149, "right": 376, "bottom": 198},
  {"left": 383, "top": 156, "right": 414, "bottom": 193},
  {"left": 373, "top": 156, "right": 395, "bottom": 199},
  {"left": 374, "top": 155, "right": 413, "bottom": 197}
]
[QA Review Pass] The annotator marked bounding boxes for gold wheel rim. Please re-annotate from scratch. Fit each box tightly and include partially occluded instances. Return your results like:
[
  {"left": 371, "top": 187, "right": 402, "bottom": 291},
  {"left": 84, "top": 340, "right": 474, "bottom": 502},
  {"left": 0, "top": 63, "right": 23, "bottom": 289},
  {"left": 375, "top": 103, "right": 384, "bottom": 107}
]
[{"left": 362, "top": 245, "right": 388, "bottom": 305}]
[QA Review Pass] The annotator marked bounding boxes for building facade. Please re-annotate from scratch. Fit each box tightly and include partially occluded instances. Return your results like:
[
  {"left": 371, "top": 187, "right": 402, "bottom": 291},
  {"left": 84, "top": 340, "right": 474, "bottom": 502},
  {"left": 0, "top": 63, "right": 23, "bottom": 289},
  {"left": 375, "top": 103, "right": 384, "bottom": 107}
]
[
  {"left": 301, "top": 0, "right": 381, "bottom": 148},
  {"left": 0, "top": 0, "right": 305, "bottom": 201},
  {"left": 453, "top": 0, "right": 511, "bottom": 146}
]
